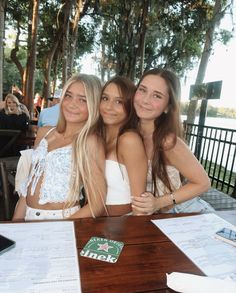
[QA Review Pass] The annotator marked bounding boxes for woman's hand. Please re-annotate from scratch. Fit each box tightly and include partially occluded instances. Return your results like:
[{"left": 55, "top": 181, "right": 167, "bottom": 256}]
[{"left": 132, "top": 192, "right": 158, "bottom": 215}]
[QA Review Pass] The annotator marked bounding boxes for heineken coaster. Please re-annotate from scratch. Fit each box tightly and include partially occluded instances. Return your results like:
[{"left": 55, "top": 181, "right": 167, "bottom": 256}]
[{"left": 80, "top": 236, "right": 124, "bottom": 263}]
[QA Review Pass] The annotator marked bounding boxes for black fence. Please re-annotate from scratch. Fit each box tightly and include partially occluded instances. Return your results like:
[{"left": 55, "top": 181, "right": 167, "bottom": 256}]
[{"left": 184, "top": 122, "right": 236, "bottom": 197}]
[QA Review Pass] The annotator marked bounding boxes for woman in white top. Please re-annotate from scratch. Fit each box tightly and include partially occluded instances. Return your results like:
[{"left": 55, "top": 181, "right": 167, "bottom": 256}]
[
  {"left": 97, "top": 76, "right": 147, "bottom": 216},
  {"left": 131, "top": 68, "right": 214, "bottom": 214},
  {"left": 12, "top": 74, "right": 106, "bottom": 221}
]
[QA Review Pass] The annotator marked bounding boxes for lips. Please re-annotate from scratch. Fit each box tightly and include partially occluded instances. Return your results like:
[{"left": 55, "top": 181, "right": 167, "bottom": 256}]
[
  {"left": 137, "top": 104, "right": 153, "bottom": 112},
  {"left": 101, "top": 111, "right": 117, "bottom": 118},
  {"left": 64, "top": 109, "right": 80, "bottom": 116}
]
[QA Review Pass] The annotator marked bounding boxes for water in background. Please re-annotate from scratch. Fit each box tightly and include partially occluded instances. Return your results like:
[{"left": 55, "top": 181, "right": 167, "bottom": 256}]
[{"left": 181, "top": 116, "right": 236, "bottom": 130}]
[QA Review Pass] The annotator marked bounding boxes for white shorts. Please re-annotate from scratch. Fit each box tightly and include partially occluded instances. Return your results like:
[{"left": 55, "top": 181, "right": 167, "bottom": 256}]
[{"left": 25, "top": 205, "right": 80, "bottom": 221}]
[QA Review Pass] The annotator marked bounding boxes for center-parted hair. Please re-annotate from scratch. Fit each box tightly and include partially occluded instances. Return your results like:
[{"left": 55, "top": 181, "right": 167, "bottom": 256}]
[
  {"left": 134, "top": 68, "right": 183, "bottom": 196},
  {"left": 97, "top": 76, "right": 137, "bottom": 138},
  {"left": 56, "top": 74, "right": 105, "bottom": 216}
]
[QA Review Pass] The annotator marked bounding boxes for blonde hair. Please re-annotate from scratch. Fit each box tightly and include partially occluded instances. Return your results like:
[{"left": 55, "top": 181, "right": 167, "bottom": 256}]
[
  {"left": 57, "top": 74, "right": 105, "bottom": 217},
  {"left": 4, "top": 94, "right": 22, "bottom": 115}
]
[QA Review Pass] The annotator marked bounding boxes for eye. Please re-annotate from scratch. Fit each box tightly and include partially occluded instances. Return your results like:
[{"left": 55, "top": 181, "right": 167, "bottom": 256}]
[
  {"left": 64, "top": 93, "right": 72, "bottom": 99},
  {"left": 79, "top": 98, "right": 87, "bottom": 103},
  {"left": 153, "top": 94, "right": 161, "bottom": 99},
  {"left": 116, "top": 99, "right": 123, "bottom": 104},
  {"left": 101, "top": 95, "right": 108, "bottom": 101},
  {"left": 138, "top": 87, "right": 146, "bottom": 94}
]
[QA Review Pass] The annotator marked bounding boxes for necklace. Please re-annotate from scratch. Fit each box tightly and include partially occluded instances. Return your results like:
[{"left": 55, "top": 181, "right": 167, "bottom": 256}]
[{"left": 61, "top": 132, "right": 77, "bottom": 140}]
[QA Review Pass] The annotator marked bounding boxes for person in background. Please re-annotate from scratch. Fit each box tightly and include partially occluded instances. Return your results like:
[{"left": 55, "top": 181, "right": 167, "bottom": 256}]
[
  {"left": 37, "top": 89, "right": 62, "bottom": 127},
  {"left": 131, "top": 68, "right": 214, "bottom": 215},
  {"left": 34, "top": 93, "right": 42, "bottom": 118},
  {"left": 0, "top": 93, "right": 29, "bottom": 131},
  {"left": 97, "top": 76, "right": 147, "bottom": 216},
  {"left": 12, "top": 74, "right": 107, "bottom": 221},
  {"left": 0, "top": 93, "right": 30, "bottom": 118}
]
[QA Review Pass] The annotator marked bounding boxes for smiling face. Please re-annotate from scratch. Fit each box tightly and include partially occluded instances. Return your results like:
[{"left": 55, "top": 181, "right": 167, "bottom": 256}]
[
  {"left": 134, "top": 74, "right": 170, "bottom": 122},
  {"left": 6, "top": 97, "right": 18, "bottom": 113},
  {"left": 100, "top": 82, "right": 127, "bottom": 128},
  {"left": 61, "top": 81, "right": 89, "bottom": 125}
]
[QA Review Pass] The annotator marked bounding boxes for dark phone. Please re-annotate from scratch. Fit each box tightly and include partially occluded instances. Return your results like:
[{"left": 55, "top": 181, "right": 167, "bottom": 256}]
[
  {"left": 215, "top": 228, "right": 236, "bottom": 247},
  {"left": 0, "top": 234, "right": 16, "bottom": 255}
]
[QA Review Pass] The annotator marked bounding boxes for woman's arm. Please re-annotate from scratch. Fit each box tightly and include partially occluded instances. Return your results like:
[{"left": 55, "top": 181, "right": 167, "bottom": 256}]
[
  {"left": 12, "top": 196, "right": 27, "bottom": 221},
  {"left": 12, "top": 127, "right": 52, "bottom": 220},
  {"left": 33, "top": 126, "right": 52, "bottom": 148},
  {"left": 118, "top": 132, "right": 148, "bottom": 215},
  {"left": 132, "top": 137, "right": 210, "bottom": 215},
  {"left": 70, "top": 135, "right": 107, "bottom": 218}
]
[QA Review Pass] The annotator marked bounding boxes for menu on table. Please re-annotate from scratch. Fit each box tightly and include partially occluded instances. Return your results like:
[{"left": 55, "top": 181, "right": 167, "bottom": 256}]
[
  {"left": 0, "top": 221, "right": 81, "bottom": 293},
  {"left": 152, "top": 213, "right": 236, "bottom": 281}
]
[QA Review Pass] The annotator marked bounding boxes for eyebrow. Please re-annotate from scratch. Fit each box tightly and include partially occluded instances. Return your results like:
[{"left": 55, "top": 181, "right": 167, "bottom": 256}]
[
  {"left": 66, "top": 90, "right": 86, "bottom": 99},
  {"left": 139, "top": 84, "right": 167, "bottom": 98},
  {"left": 102, "top": 91, "right": 123, "bottom": 100}
]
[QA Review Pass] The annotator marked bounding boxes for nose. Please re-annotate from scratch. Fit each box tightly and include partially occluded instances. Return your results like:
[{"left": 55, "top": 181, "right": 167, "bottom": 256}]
[
  {"left": 70, "top": 96, "right": 79, "bottom": 107},
  {"left": 142, "top": 92, "right": 151, "bottom": 104},
  {"left": 104, "top": 100, "right": 114, "bottom": 110}
]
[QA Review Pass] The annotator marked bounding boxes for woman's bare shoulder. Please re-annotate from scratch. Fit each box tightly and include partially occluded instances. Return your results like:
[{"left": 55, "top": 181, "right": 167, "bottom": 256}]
[
  {"left": 118, "top": 131, "right": 142, "bottom": 147},
  {"left": 34, "top": 126, "right": 55, "bottom": 146},
  {"left": 87, "top": 133, "right": 104, "bottom": 149}
]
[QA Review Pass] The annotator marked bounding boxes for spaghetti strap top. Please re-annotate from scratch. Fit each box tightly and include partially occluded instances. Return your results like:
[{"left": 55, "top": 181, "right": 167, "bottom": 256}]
[{"left": 19, "top": 127, "right": 76, "bottom": 204}]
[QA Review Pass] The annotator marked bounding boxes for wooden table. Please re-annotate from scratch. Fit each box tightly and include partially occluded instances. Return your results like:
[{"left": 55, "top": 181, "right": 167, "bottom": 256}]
[{"left": 74, "top": 214, "right": 205, "bottom": 293}]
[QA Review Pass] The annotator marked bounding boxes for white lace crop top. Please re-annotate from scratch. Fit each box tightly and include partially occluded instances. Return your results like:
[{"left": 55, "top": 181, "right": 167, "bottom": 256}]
[
  {"left": 146, "top": 163, "right": 181, "bottom": 195},
  {"left": 20, "top": 128, "right": 74, "bottom": 204},
  {"left": 105, "top": 160, "right": 131, "bottom": 205}
]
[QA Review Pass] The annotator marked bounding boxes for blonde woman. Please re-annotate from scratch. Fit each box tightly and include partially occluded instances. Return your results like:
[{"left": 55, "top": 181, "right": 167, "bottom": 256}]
[
  {"left": 13, "top": 74, "right": 107, "bottom": 221},
  {"left": 0, "top": 94, "right": 29, "bottom": 130}
]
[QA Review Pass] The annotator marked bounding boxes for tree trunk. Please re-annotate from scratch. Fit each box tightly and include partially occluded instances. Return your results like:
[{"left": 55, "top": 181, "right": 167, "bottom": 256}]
[
  {"left": 186, "top": 0, "right": 225, "bottom": 124},
  {"left": 138, "top": 0, "right": 150, "bottom": 76},
  {"left": 68, "top": 0, "right": 83, "bottom": 76},
  {"left": 42, "top": 44, "right": 59, "bottom": 102},
  {"left": 10, "top": 24, "right": 24, "bottom": 84},
  {"left": 24, "top": 0, "right": 40, "bottom": 117},
  {"left": 0, "top": 0, "right": 6, "bottom": 100},
  {"left": 61, "top": 1, "right": 72, "bottom": 85}
]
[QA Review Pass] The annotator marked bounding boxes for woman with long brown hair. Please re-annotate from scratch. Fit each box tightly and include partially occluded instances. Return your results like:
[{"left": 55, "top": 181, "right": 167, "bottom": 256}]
[
  {"left": 97, "top": 76, "right": 147, "bottom": 216},
  {"left": 131, "top": 68, "right": 214, "bottom": 214}
]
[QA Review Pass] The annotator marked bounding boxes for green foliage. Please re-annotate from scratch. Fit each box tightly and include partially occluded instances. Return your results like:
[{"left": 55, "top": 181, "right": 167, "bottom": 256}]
[
  {"left": 3, "top": 48, "right": 25, "bottom": 93},
  {"left": 3, "top": 0, "right": 234, "bottom": 92}
]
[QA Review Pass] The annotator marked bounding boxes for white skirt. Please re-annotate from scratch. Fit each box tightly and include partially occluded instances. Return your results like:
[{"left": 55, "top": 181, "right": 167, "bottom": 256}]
[{"left": 25, "top": 205, "right": 80, "bottom": 221}]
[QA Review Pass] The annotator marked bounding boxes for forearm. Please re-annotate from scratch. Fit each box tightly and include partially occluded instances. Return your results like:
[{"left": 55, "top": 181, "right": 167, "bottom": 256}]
[
  {"left": 69, "top": 204, "right": 92, "bottom": 219},
  {"left": 12, "top": 196, "right": 27, "bottom": 221},
  {"left": 69, "top": 203, "right": 105, "bottom": 219},
  {"left": 156, "top": 181, "right": 211, "bottom": 210}
]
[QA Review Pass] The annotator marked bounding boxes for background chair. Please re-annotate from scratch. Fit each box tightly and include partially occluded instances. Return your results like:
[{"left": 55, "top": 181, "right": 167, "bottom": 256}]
[
  {"left": 0, "top": 129, "right": 21, "bottom": 157},
  {"left": 0, "top": 159, "right": 19, "bottom": 220}
]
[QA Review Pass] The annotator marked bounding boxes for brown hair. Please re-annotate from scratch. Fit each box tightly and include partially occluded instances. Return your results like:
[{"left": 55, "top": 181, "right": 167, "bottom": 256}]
[
  {"left": 96, "top": 76, "right": 137, "bottom": 148},
  {"left": 135, "top": 68, "right": 183, "bottom": 196}
]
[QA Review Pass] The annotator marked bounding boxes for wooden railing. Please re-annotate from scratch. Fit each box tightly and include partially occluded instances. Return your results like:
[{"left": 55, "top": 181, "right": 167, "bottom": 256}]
[{"left": 183, "top": 122, "right": 236, "bottom": 197}]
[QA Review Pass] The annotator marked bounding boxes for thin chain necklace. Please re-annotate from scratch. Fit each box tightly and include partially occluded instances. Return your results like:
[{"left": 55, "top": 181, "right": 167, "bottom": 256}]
[{"left": 61, "top": 132, "right": 78, "bottom": 140}]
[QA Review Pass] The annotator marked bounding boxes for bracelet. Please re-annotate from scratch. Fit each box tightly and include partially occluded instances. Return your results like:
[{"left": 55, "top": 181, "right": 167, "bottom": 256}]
[{"left": 170, "top": 193, "right": 177, "bottom": 205}]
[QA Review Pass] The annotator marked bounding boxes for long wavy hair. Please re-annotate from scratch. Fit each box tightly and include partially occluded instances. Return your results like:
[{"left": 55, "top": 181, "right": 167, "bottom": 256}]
[
  {"left": 57, "top": 74, "right": 105, "bottom": 216},
  {"left": 96, "top": 76, "right": 137, "bottom": 159},
  {"left": 133, "top": 68, "right": 183, "bottom": 196}
]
